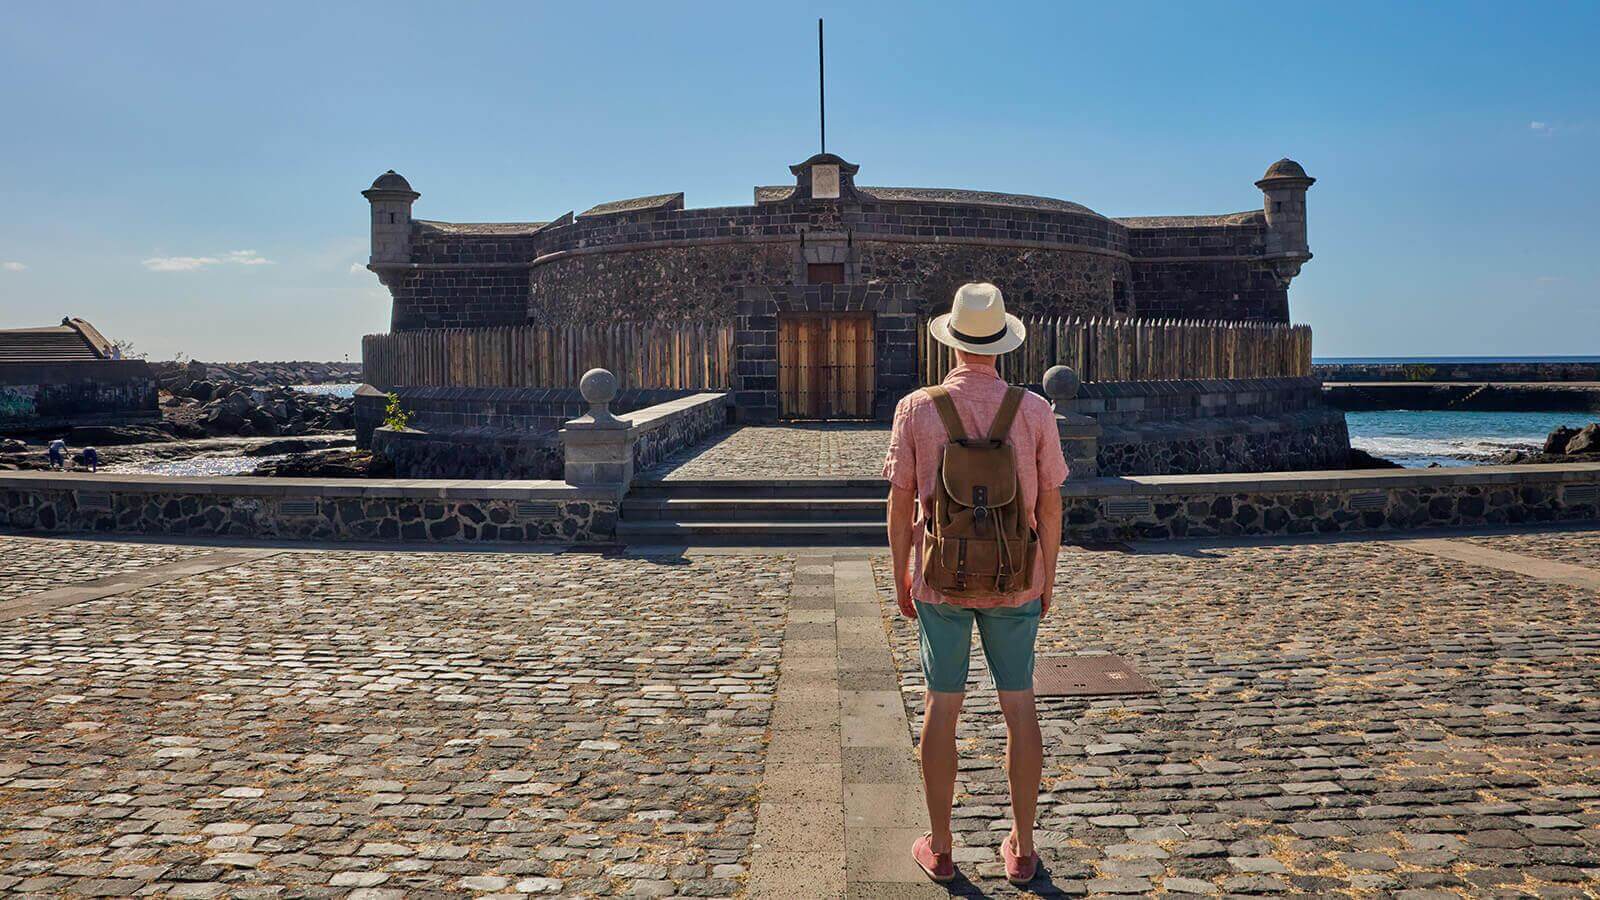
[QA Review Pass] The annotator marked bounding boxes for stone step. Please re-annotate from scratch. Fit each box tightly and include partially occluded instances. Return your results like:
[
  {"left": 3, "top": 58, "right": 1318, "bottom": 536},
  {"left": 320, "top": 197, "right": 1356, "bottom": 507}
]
[
  {"left": 615, "top": 519, "right": 888, "bottom": 546},
  {"left": 630, "top": 478, "right": 887, "bottom": 500},
  {"left": 621, "top": 497, "right": 886, "bottom": 522}
]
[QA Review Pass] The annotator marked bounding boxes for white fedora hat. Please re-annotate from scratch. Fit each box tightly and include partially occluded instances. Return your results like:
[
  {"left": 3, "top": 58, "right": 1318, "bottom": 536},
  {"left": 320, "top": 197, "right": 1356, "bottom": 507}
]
[{"left": 928, "top": 282, "right": 1026, "bottom": 355}]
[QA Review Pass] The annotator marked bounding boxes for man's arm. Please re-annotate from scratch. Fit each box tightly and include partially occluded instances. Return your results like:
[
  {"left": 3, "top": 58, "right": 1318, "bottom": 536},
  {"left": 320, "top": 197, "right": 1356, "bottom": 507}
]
[
  {"left": 887, "top": 484, "right": 918, "bottom": 618},
  {"left": 1035, "top": 486, "right": 1062, "bottom": 615}
]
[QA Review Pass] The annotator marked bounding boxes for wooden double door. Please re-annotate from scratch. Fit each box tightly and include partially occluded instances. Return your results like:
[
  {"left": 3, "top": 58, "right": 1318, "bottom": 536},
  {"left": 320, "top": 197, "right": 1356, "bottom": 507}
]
[{"left": 777, "top": 313, "right": 876, "bottom": 419}]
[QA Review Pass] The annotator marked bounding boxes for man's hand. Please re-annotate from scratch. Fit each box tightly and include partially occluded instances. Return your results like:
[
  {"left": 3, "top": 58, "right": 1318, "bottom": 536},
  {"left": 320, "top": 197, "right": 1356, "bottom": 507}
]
[
  {"left": 896, "top": 570, "right": 917, "bottom": 619},
  {"left": 887, "top": 484, "right": 918, "bottom": 619},
  {"left": 1040, "top": 580, "right": 1053, "bottom": 618}
]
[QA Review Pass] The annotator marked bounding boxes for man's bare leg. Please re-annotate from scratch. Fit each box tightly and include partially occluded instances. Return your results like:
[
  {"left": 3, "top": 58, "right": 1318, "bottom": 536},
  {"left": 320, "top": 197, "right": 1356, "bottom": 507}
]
[
  {"left": 998, "top": 689, "right": 1042, "bottom": 857},
  {"left": 920, "top": 690, "right": 966, "bottom": 853}
]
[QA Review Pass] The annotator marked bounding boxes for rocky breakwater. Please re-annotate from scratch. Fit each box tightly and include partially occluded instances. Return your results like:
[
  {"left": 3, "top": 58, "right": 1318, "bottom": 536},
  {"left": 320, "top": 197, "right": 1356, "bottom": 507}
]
[
  {"left": 1492, "top": 421, "right": 1600, "bottom": 465},
  {"left": 164, "top": 379, "right": 353, "bottom": 439},
  {"left": 153, "top": 359, "right": 362, "bottom": 388}
]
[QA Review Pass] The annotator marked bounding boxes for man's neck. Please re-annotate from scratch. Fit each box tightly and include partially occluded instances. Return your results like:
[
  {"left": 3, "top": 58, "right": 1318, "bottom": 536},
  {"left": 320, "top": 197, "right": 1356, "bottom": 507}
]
[{"left": 953, "top": 351, "right": 999, "bottom": 374}]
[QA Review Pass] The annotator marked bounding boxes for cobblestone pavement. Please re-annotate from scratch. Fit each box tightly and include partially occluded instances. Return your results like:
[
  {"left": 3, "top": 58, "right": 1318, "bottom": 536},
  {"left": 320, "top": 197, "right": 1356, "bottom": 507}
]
[
  {"left": 0, "top": 535, "right": 208, "bottom": 606},
  {"left": 873, "top": 539, "right": 1600, "bottom": 897},
  {"left": 0, "top": 545, "right": 789, "bottom": 897},
  {"left": 646, "top": 425, "right": 889, "bottom": 480},
  {"left": 1462, "top": 529, "right": 1600, "bottom": 570}
]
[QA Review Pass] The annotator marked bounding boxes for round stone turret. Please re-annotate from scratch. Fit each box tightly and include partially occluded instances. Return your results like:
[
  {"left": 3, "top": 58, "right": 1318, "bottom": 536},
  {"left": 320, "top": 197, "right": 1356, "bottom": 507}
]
[
  {"left": 1254, "top": 158, "right": 1315, "bottom": 281},
  {"left": 361, "top": 170, "right": 420, "bottom": 268}
]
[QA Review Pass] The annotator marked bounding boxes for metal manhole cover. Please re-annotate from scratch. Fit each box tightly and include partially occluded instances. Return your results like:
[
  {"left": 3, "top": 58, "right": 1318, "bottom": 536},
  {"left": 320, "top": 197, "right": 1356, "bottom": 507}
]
[{"left": 1034, "top": 655, "right": 1157, "bottom": 698}]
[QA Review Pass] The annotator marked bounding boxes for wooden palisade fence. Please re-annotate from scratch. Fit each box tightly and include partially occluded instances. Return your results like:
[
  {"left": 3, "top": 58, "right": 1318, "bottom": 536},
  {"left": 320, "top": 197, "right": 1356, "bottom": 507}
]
[
  {"left": 919, "top": 317, "right": 1313, "bottom": 386},
  {"left": 363, "top": 323, "right": 734, "bottom": 391},
  {"left": 363, "top": 318, "right": 1310, "bottom": 392}
]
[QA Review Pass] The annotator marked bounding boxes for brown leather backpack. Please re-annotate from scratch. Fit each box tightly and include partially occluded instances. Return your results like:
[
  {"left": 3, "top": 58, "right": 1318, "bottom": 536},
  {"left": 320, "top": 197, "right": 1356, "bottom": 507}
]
[{"left": 920, "top": 385, "right": 1036, "bottom": 599}]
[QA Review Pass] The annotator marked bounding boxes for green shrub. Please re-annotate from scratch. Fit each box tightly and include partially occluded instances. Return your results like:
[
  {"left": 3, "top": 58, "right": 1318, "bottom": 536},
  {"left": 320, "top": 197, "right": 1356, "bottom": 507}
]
[
  {"left": 1401, "top": 363, "right": 1436, "bottom": 382},
  {"left": 382, "top": 393, "right": 412, "bottom": 431}
]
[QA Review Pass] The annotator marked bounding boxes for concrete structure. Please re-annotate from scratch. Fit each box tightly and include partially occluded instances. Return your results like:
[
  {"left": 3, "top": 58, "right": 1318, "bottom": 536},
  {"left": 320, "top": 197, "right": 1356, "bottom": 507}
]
[{"left": 0, "top": 318, "right": 159, "bottom": 432}]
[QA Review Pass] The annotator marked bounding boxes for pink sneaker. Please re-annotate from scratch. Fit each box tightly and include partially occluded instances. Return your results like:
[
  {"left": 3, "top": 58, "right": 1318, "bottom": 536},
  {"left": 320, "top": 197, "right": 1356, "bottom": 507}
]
[
  {"left": 911, "top": 833, "right": 956, "bottom": 883},
  {"left": 1002, "top": 834, "right": 1039, "bottom": 886}
]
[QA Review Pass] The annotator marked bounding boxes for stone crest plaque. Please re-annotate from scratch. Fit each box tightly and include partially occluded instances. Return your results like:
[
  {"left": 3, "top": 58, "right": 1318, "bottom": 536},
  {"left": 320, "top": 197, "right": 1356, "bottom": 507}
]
[{"left": 811, "top": 164, "right": 840, "bottom": 199}]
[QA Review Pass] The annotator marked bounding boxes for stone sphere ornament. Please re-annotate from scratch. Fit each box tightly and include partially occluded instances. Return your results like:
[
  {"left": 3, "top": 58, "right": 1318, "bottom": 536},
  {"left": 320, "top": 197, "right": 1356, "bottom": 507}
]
[
  {"left": 578, "top": 367, "right": 622, "bottom": 426},
  {"left": 1042, "top": 365, "right": 1081, "bottom": 410}
]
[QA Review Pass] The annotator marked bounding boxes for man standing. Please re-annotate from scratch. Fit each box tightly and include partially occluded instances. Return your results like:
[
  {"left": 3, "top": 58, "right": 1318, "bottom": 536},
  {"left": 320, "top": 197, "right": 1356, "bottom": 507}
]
[{"left": 883, "top": 282, "right": 1067, "bottom": 886}]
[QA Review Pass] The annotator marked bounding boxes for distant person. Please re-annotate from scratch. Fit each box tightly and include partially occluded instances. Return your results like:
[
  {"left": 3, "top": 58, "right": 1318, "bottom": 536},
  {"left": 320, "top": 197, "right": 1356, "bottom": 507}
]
[
  {"left": 47, "top": 439, "right": 67, "bottom": 471},
  {"left": 81, "top": 446, "right": 99, "bottom": 472},
  {"left": 883, "top": 282, "right": 1066, "bottom": 887}
]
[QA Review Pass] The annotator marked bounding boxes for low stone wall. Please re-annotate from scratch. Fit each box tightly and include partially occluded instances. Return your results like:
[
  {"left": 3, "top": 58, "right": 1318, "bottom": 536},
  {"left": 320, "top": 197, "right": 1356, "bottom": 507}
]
[
  {"left": 1068, "top": 376, "right": 1324, "bottom": 425},
  {"left": 1098, "top": 408, "right": 1350, "bottom": 475},
  {"left": 1063, "top": 463, "right": 1600, "bottom": 542},
  {"left": 371, "top": 392, "right": 728, "bottom": 481},
  {"left": 1324, "top": 382, "right": 1600, "bottom": 413},
  {"left": 373, "top": 427, "right": 564, "bottom": 480},
  {"left": 627, "top": 393, "right": 729, "bottom": 474},
  {"left": 0, "top": 473, "right": 616, "bottom": 543},
  {"left": 354, "top": 385, "right": 698, "bottom": 448},
  {"left": 1316, "top": 361, "right": 1600, "bottom": 383},
  {"left": 0, "top": 360, "right": 159, "bottom": 432},
  {"left": 1057, "top": 378, "right": 1348, "bottom": 475}
]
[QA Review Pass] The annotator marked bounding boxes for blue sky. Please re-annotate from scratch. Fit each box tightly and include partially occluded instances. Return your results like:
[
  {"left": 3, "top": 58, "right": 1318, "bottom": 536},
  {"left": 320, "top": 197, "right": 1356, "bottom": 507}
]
[{"left": 0, "top": 1, "right": 1595, "bottom": 361}]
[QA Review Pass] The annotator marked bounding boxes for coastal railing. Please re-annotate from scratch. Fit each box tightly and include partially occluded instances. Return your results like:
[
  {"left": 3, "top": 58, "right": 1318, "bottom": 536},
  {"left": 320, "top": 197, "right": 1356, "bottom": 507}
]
[
  {"left": 919, "top": 317, "right": 1313, "bottom": 385},
  {"left": 362, "top": 324, "right": 734, "bottom": 391}
]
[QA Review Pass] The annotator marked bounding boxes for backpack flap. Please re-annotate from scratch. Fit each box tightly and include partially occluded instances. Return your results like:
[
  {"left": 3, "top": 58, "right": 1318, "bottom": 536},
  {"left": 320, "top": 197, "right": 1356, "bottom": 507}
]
[{"left": 939, "top": 442, "right": 1018, "bottom": 511}]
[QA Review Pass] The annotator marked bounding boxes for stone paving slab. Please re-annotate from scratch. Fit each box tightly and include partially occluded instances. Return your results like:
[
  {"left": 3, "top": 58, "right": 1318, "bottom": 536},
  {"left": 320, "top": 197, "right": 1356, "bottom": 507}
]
[
  {"left": 872, "top": 540, "right": 1600, "bottom": 896},
  {"left": 1462, "top": 529, "right": 1600, "bottom": 570},
  {"left": 0, "top": 548, "right": 790, "bottom": 897},
  {"left": 646, "top": 425, "right": 890, "bottom": 480},
  {"left": 0, "top": 535, "right": 211, "bottom": 606}
]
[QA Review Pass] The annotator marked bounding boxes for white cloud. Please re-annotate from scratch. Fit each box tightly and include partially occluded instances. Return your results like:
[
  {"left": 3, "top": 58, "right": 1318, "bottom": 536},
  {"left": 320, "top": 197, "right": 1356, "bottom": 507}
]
[
  {"left": 350, "top": 262, "right": 369, "bottom": 274},
  {"left": 143, "top": 256, "right": 221, "bottom": 271},
  {"left": 1, "top": 261, "right": 25, "bottom": 272},
  {"left": 142, "top": 250, "right": 274, "bottom": 271},
  {"left": 1530, "top": 120, "right": 1554, "bottom": 136}
]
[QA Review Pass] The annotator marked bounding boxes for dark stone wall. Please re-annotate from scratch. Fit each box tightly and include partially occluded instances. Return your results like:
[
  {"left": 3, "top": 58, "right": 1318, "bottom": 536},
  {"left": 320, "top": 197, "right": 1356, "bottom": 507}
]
[
  {"left": 389, "top": 268, "right": 529, "bottom": 331},
  {"left": 1098, "top": 411, "right": 1351, "bottom": 476},
  {"left": 853, "top": 242, "right": 1129, "bottom": 319},
  {"left": 528, "top": 244, "right": 793, "bottom": 325},
  {"left": 1315, "top": 361, "right": 1600, "bottom": 383},
  {"left": 1062, "top": 471, "right": 1600, "bottom": 543},
  {"left": 0, "top": 480, "right": 613, "bottom": 543},
  {"left": 1124, "top": 220, "right": 1289, "bottom": 321},
  {"left": 376, "top": 193, "right": 1300, "bottom": 332},
  {"left": 0, "top": 361, "right": 160, "bottom": 431}
]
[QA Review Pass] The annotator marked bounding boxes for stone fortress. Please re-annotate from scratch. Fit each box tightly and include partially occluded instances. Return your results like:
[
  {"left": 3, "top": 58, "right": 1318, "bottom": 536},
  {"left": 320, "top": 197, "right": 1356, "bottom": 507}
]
[
  {"left": 357, "top": 150, "right": 1346, "bottom": 483},
  {"left": 364, "top": 153, "right": 1316, "bottom": 334}
]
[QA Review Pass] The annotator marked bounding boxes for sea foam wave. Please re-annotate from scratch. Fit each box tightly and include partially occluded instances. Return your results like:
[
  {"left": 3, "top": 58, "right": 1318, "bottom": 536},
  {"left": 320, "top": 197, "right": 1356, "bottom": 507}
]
[{"left": 1350, "top": 435, "right": 1538, "bottom": 461}]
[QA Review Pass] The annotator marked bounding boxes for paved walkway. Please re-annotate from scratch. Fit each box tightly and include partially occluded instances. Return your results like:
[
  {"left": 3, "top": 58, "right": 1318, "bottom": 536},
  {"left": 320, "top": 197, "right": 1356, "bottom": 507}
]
[
  {"left": 0, "top": 529, "right": 1597, "bottom": 897},
  {"left": 645, "top": 425, "right": 890, "bottom": 480}
]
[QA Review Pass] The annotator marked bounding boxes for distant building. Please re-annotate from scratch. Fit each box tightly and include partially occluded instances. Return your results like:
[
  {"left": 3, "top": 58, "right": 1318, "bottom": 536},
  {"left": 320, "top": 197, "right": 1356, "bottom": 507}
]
[{"left": 0, "top": 318, "right": 158, "bottom": 432}]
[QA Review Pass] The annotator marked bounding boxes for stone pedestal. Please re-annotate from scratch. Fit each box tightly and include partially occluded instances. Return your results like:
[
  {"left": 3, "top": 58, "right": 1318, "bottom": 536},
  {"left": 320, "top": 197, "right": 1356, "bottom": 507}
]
[
  {"left": 1043, "top": 365, "right": 1101, "bottom": 480},
  {"left": 561, "top": 368, "right": 634, "bottom": 488}
]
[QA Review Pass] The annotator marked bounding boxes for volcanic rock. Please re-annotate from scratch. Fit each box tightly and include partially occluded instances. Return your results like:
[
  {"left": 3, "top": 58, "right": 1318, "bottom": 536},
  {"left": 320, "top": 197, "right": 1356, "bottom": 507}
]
[
  {"left": 1564, "top": 423, "right": 1600, "bottom": 455},
  {"left": 1543, "top": 426, "right": 1578, "bottom": 455}
]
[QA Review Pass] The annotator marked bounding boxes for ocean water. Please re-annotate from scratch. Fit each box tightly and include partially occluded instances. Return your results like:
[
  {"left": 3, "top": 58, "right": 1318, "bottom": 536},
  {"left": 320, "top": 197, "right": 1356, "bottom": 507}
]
[
  {"left": 1316, "top": 355, "right": 1600, "bottom": 365},
  {"left": 290, "top": 382, "right": 361, "bottom": 398},
  {"left": 1345, "top": 410, "right": 1588, "bottom": 468}
]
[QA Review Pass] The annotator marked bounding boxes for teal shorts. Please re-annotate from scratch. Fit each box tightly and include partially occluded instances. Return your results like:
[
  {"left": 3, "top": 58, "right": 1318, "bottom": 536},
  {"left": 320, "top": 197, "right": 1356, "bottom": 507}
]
[{"left": 915, "top": 599, "right": 1042, "bottom": 693}]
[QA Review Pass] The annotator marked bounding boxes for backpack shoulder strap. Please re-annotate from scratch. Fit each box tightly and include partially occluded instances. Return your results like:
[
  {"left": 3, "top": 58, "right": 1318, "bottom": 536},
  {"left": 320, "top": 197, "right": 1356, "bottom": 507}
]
[
  {"left": 923, "top": 386, "right": 967, "bottom": 442},
  {"left": 986, "top": 386, "right": 1026, "bottom": 442}
]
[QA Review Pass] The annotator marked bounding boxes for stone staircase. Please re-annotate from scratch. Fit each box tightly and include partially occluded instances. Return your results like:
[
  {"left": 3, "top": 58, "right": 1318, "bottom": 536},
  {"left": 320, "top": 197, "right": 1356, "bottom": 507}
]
[{"left": 617, "top": 478, "right": 889, "bottom": 545}]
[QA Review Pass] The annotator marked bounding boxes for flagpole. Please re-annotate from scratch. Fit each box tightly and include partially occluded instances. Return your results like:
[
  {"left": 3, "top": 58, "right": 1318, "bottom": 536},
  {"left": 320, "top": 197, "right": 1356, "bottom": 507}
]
[{"left": 818, "top": 18, "right": 826, "bottom": 154}]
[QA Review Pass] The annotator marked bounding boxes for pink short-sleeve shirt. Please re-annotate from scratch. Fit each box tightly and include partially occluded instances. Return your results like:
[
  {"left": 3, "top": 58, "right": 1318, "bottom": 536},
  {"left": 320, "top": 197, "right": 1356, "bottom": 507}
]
[{"left": 882, "top": 365, "right": 1069, "bottom": 609}]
